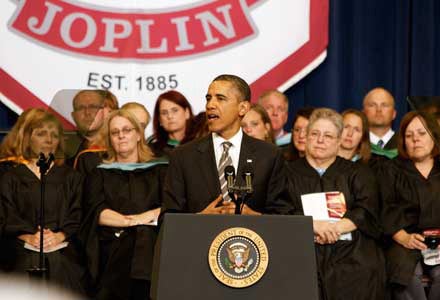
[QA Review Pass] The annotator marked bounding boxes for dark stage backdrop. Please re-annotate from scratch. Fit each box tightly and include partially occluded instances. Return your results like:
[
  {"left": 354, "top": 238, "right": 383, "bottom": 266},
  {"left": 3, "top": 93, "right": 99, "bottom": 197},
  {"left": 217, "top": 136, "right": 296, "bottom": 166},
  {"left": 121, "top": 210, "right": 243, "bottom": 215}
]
[{"left": 1, "top": 0, "right": 439, "bottom": 134}]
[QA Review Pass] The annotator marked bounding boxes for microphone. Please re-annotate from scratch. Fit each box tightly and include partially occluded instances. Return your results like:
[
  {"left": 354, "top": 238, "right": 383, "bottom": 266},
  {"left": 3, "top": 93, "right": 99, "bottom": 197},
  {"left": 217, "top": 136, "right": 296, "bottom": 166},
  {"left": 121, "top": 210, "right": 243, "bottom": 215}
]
[
  {"left": 36, "top": 153, "right": 47, "bottom": 168},
  {"left": 242, "top": 160, "right": 253, "bottom": 193},
  {"left": 36, "top": 153, "right": 55, "bottom": 175},
  {"left": 224, "top": 165, "right": 235, "bottom": 194},
  {"left": 47, "top": 153, "right": 55, "bottom": 165}
]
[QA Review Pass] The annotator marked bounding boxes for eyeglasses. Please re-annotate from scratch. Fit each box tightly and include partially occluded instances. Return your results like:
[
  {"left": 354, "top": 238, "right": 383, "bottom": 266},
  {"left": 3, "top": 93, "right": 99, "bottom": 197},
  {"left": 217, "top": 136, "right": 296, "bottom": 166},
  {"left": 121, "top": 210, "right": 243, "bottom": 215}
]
[
  {"left": 308, "top": 131, "right": 337, "bottom": 142},
  {"left": 110, "top": 127, "right": 136, "bottom": 137},
  {"left": 73, "top": 104, "right": 103, "bottom": 113}
]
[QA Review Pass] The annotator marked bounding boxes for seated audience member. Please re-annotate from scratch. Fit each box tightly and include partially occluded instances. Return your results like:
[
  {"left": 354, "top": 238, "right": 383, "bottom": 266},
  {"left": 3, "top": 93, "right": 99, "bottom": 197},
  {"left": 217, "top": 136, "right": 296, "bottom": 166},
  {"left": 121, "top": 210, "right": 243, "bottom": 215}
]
[
  {"left": 67, "top": 90, "right": 118, "bottom": 166},
  {"left": 284, "top": 107, "right": 314, "bottom": 161},
  {"left": 241, "top": 103, "right": 274, "bottom": 143},
  {"left": 258, "top": 89, "right": 291, "bottom": 146},
  {"left": 380, "top": 111, "right": 440, "bottom": 300},
  {"left": 148, "top": 90, "right": 195, "bottom": 157},
  {"left": 0, "top": 110, "right": 86, "bottom": 293},
  {"left": 286, "top": 108, "right": 386, "bottom": 300},
  {"left": 337, "top": 109, "right": 371, "bottom": 164},
  {"left": 363, "top": 87, "right": 398, "bottom": 159},
  {"left": 162, "top": 74, "right": 292, "bottom": 215},
  {"left": 80, "top": 109, "right": 166, "bottom": 300}
]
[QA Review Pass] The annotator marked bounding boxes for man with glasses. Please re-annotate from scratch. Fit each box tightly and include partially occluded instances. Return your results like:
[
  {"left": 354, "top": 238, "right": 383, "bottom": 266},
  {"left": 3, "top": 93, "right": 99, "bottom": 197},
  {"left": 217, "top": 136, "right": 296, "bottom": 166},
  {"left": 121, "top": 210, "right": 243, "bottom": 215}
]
[
  {"left": 66, "top": 89, "right": 115, "bottom": 168},
  {"left": 258, "top": 89, "right": 290, "bottom": 146}
]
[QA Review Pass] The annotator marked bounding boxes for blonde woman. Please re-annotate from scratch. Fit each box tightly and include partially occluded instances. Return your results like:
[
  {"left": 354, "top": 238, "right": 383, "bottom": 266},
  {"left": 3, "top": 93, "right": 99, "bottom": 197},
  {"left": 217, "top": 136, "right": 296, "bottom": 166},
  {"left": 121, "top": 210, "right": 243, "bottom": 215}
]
[{"left": 80, "top": 109, "right": 167, "bottom": 300}]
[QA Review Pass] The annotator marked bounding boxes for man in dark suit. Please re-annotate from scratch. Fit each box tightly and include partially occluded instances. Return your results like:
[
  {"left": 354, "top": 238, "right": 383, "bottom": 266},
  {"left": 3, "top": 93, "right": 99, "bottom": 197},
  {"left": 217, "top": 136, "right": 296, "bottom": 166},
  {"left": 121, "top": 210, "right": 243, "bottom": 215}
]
[{"left": 162, "top": 74, "right": 292, "bottom": 215}]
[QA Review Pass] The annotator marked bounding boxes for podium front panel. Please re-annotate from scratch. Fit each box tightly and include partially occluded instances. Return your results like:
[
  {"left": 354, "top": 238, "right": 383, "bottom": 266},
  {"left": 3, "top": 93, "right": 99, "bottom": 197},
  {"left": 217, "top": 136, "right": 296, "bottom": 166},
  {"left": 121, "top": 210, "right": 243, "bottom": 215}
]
[{"left": 151, "top": 214, "right": 319, "bottom": 300}]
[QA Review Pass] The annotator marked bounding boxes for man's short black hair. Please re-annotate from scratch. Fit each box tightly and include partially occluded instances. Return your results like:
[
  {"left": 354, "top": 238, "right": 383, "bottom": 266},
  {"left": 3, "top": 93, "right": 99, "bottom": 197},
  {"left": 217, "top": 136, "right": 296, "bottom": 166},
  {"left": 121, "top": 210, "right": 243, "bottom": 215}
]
[{"left": 212, "top": 74, "right": 251, "bottom": 102}]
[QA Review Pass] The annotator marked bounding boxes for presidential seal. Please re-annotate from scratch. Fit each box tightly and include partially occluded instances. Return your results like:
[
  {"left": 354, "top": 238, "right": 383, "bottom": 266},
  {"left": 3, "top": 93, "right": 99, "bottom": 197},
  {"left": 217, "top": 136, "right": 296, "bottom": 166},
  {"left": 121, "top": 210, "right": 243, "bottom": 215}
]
[{"left": 208, "top": 227, "right": 269, "bottom": 288}]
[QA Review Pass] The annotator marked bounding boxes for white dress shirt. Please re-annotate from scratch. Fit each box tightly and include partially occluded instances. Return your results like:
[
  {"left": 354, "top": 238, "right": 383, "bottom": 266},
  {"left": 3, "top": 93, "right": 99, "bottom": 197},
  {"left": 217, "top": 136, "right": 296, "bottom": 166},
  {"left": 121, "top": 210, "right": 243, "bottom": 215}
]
[
  {"left": 212, "top": 129, "right": 243, "bottom": 171},
  {"left": 369, "top": 129, "right": 395, "bottom": 146}
]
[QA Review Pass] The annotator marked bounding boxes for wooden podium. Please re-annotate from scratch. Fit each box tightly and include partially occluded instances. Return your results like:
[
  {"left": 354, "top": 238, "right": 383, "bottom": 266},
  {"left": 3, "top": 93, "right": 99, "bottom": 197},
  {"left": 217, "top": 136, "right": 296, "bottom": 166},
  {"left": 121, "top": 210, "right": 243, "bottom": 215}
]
[{"left": 151, "top": 214, "right": 319, "bottom": 300}]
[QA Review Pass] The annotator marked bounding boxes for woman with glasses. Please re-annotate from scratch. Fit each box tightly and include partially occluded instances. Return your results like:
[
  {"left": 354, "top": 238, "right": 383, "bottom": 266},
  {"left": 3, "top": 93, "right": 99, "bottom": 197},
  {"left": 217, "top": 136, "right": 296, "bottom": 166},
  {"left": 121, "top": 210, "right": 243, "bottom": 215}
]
[
  {"left": 284, "top": 107, "right": 314, "bottom": 161},
  {"left": 337, "top": 109, "right": 371, "bottom": 163},
  {"left": 148, "top": 90, "right": 195, "bottom": 157},
  {"left": 286, "top": 108, "right": 386, "bottom": 299},
  {"left": 80, "top": 109, "right": 167, "bottom": 300},
  {"left": 241, "top": 103, "right": 274, "bottom": 143},
  {"left": 0, "top": 109, "right": 86, "bottom": 293},
  {"left": 74, "top": 101, "right": 149, "bottom": 177},
  {"left": 380, "top": 111, "right": 440, "bottom": 300}
]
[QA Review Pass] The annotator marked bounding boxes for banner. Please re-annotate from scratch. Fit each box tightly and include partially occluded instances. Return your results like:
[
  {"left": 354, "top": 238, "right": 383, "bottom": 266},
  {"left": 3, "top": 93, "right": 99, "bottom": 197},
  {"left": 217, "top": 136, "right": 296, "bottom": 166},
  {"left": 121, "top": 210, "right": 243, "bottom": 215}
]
[{"left": 0, "top": 0, "right": 328, "bottom": 133}]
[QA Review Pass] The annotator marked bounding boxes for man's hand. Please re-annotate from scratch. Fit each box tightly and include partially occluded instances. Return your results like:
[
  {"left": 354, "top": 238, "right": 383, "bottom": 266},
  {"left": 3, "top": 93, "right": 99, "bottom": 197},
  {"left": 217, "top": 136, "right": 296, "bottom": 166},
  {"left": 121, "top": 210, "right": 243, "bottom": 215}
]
[
  {"left": 241, "top": 204, "right": 261, "bottom": 215},
  {"left": 198, "top": 195, "right": 237, "bottom": 215}
]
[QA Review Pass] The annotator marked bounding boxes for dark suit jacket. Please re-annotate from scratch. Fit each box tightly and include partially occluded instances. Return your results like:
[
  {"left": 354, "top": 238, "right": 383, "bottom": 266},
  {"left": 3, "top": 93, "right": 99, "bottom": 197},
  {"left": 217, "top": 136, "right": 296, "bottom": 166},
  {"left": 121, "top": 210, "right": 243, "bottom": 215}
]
[{"left": 162, "top": 133, "right": 293, "bottom": 214}]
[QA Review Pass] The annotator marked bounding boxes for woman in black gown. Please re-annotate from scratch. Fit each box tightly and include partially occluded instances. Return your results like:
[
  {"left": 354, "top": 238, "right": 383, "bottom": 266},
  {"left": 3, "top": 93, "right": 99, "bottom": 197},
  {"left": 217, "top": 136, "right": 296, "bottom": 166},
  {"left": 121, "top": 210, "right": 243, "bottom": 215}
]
[
  {"left": 380, "top": 111, "right": 440, "bottom": 300},
  {"left": 80, "top": 108, "right": 167, "bottom": 300},
  {"left": 286, "top": 108, "right": 386, "bottom": 300},
  {"left": 0, "top": 109, "right": 85, "bottom": 293}
]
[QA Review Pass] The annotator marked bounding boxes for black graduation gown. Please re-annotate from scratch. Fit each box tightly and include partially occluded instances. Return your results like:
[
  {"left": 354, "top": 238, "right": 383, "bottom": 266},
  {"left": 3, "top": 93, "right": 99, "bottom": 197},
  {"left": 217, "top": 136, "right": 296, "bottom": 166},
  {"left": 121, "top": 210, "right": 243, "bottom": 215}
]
[
  {"left": 380, "top": 158, "right": 440, "bottom": 286},
  {"left": 0, "top": 160, "right": 20, "bottom": 269},
  {"left": 0, "top": 161, "right": 16, "bottom": 231},
  {"left": 286, "top": 157, "right": 386, "bottom": 300},
  {"left": 0, "top": 164, "right": 86, "bottom": 292},
  {"left": 80, "top": 163, "right": 167, "bottom": 300},
  {"left": 74, "top": 150, "right": 104, "bottom": 176},
  {"left": 148, "top": 141, "right": 176, "bottom": 158}
]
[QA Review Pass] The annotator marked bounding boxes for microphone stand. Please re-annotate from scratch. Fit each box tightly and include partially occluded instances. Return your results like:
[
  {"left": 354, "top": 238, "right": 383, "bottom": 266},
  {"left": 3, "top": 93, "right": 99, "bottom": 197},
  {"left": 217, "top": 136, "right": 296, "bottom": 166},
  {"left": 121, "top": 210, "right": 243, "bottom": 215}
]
[
  {"left": 228, "top": 185, "right": 253, "bottom": 215},
  {"left": 27, "top": 153, "right": 54, "bottom": 280}
]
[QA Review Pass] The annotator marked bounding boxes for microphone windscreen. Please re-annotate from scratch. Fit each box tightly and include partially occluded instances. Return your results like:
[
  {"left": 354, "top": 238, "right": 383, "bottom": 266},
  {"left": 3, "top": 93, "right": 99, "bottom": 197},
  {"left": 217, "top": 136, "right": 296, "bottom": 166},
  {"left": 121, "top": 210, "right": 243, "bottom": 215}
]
[{"left": 225, "top": 165, "right": 235, "bottom": 177}]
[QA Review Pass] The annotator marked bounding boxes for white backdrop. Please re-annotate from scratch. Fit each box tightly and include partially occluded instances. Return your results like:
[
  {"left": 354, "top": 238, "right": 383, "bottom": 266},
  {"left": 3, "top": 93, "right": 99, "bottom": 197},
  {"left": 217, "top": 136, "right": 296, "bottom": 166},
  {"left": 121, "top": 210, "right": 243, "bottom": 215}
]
[{"left": 0, "top": 0, "right": 328, "bottom": 135}]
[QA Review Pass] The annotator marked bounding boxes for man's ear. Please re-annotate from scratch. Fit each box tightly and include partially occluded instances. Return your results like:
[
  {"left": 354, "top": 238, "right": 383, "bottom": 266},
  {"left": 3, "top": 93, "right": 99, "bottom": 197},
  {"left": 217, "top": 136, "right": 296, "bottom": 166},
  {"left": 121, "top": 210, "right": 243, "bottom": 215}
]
[{"left": 238, "top": 101, "right": 250, "bottom": 117}]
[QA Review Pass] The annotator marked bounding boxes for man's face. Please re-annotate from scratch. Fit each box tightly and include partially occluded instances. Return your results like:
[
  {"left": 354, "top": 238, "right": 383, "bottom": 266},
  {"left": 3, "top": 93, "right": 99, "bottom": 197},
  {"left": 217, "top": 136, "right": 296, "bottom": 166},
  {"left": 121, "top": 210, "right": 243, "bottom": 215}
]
[
  {"left": 205, "top": 80, "right": 249, "bottom": 139},
  {"left": 363, "top": 90, "right": 396, "bottom": 129},
  {"left": 260, "top": 94, "right": 288, "bottom": 133},
  {"left": 71, "top": 91, "right": 104, "bottom": 134}
]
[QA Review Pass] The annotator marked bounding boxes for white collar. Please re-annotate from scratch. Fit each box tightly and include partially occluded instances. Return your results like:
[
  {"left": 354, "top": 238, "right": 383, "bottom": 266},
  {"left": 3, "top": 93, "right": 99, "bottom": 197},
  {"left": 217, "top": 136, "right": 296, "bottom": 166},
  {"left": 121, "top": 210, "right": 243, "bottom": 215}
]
[
  {"left": 212, "top": 128, "right": 243, "bottom": 149},
  {"left": 370, "top": 129, "right": 395, "bottom": 145}
]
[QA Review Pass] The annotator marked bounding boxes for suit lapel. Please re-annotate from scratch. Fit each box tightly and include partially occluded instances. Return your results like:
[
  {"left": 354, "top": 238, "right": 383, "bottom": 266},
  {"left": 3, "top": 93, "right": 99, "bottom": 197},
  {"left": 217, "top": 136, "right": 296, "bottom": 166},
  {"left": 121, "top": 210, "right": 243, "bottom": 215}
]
[
  {"left": 236, "top": 134, "right": 257, "bottom": 186},
  {"left": 196, "top": 135, "right": 221, "bottom": 196}
]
